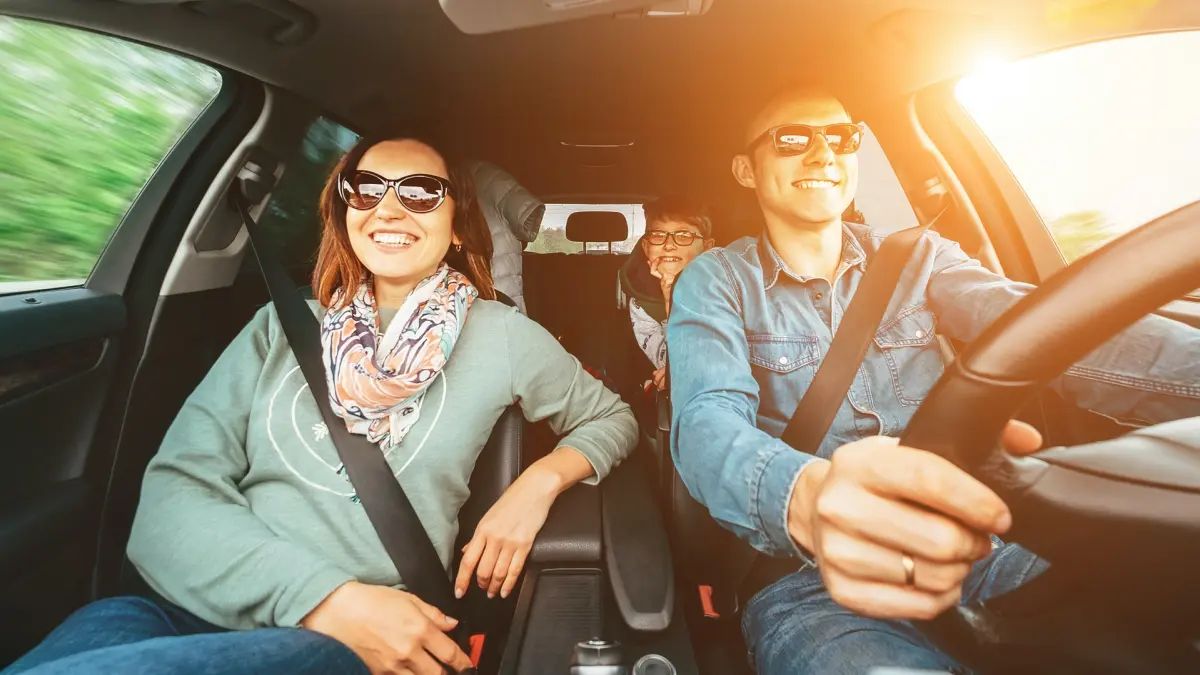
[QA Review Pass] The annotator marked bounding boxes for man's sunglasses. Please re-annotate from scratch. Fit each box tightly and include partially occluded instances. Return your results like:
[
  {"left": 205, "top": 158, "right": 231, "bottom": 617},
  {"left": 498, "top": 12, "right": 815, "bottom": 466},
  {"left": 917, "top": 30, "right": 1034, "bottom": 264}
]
[
  {"left": 337, "top": 171, "right": 454, "bottom": 213},
  {"left": 749, "top": 123, "right": 865, "bottom": 157},
  {"left": 645, "top": 230, "right": 703, "bottom": 247}
]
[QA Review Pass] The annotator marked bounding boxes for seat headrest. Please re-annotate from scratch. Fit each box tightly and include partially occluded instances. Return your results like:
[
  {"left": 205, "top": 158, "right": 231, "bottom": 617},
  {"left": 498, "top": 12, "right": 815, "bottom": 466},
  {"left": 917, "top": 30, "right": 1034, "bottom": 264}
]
[{"left": 566, "top": 211, "right": 629, "bottom": 243}]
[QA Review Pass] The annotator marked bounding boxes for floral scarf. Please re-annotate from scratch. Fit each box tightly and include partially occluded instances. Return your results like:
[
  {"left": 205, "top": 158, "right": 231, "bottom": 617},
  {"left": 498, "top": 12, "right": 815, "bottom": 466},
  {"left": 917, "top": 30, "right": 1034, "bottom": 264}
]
[{"left": 321, "top": 264, "right": 477, "bottom": 453}]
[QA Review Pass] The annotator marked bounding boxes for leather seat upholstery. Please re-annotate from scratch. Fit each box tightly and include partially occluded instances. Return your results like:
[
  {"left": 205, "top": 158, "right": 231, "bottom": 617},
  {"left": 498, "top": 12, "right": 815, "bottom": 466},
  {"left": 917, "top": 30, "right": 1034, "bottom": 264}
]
[
  {"left": 454, "top": 405, "right": 524, "bottom": 553},
  {"left": 523, "top": 212, "right": 632, "bottom": 387},
  {"left": 658, "top": 394, "right": 746, "bottom": 608}
]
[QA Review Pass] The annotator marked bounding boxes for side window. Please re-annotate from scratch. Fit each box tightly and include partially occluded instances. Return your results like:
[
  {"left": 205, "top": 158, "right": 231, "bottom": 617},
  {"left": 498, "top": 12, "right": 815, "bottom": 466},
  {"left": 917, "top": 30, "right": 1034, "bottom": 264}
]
[
  {"left": 256, "top": 117, "right": 361, "bottom": 272},
  {"left": 853, "top": 126, "right": 919, "bottom": 235},
  {"left": 527, "top": 204, "right": 646, "bottom": 254},
  {"left": 0, "top": 17, "right": 222, "bottom": 295},
  {"left": 956, "top": 32, "right": 1200, "bottom": 264}
]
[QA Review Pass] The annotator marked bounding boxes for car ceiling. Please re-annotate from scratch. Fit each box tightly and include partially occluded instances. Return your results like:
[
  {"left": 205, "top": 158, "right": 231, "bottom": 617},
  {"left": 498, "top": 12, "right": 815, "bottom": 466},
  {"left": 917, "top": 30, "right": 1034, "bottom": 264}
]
[{"left": 5, "top": 0, "right": 1200, "bottom": 204}]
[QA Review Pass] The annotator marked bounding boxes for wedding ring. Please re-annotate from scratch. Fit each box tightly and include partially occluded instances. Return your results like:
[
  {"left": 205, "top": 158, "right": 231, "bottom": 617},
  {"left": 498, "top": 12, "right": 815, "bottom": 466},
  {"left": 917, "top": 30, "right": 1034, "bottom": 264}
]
[{"left": 901, "top": 553, "right": 916, "bottom": 587}]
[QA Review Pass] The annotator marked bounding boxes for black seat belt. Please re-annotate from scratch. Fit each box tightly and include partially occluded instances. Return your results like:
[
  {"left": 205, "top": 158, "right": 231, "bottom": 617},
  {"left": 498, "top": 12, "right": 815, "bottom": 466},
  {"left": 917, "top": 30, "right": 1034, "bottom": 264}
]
[
  {"left": 230, "top": 185, "right": 458, "bottom": 617},
  {"left": 737, "top": 209, "right": 945, "bottom": 603},
  {"left": 780, "top": 211, "right": 944, "bottom": 453}
]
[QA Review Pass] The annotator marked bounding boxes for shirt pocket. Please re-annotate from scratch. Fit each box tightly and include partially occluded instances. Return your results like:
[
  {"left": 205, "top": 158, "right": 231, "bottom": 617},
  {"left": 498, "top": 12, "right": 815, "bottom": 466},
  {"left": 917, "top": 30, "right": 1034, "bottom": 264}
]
[
  {"left": 874, "top": 305, "right": 943, "bottom": 407},
  {"left": 747, "top": 334, "right": 820, "bottom": 373}
]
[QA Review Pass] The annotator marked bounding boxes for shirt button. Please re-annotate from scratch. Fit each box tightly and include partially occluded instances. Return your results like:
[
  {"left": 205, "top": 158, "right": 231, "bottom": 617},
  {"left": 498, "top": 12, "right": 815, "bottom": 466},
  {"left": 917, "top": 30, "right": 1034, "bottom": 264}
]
[
  {"left": 915, "top": 329, "right": 925, "bottom": 338},
  {"left": 779, "top": 356, "right": 790, "bottom": 365},
  {"left": 815, "top": 292, "right": 824, "bottom": 301}
]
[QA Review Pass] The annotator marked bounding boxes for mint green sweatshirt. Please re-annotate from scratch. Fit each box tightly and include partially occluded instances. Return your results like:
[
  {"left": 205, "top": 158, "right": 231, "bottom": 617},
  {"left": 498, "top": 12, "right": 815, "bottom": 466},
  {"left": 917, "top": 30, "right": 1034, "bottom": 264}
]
[{"left": 126, "top": 299, "right": 637, "bottom": 631}]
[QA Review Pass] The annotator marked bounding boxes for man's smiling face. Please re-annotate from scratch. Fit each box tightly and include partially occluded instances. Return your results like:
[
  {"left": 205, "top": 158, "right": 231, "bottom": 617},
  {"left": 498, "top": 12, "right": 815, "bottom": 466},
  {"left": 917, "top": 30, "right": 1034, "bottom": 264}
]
[{"left": 733, "top": 90, "right": 859, "bottom": 229}]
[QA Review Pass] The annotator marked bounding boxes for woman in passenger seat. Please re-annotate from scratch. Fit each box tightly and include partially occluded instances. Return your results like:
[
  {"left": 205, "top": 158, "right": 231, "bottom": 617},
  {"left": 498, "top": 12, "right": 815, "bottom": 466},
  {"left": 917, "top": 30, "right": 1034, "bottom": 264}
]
[
  {"left": 4, "top": 135, "right": 638, "bottom": 675},
  {"left": 620, "top": 195, "right": 715, "bottom": 391}
]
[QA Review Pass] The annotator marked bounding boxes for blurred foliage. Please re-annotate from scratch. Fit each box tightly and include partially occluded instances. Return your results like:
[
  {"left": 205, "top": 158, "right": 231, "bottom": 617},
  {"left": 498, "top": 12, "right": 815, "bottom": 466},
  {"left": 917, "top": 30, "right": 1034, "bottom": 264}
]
[
  {"left": 1046, "top": 210, "right": 1118, "bottom": 263},
  {"left": 0, "top": 17, "right": 221, "bottom": 283},
  {"left": 526, "top": 225, "right": 581, "bottom": 255}
]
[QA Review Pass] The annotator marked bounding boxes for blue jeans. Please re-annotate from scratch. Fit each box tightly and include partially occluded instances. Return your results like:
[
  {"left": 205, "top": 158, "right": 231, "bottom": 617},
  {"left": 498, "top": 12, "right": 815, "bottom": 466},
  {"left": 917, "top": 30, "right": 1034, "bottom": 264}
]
[
  {"left": 2, "top": 596, "right": 368, "bottom": 675},
  {"left": 741, "top": 543, "right": 1048, "bottom": 675}
]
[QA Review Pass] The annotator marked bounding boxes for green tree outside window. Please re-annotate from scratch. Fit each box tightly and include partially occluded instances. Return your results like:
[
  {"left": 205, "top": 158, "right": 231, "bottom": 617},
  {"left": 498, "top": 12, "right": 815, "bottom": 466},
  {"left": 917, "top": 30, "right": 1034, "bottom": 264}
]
[{"left": 0, "top": 17, "right": 221, "bottom": 287}]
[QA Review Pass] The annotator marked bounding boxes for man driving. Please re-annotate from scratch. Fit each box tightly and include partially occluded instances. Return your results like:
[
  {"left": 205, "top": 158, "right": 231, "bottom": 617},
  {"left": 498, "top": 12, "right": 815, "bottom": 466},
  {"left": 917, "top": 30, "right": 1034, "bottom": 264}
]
[{"left": 666, "top": 84, "right": 1200, "bottom": 674}]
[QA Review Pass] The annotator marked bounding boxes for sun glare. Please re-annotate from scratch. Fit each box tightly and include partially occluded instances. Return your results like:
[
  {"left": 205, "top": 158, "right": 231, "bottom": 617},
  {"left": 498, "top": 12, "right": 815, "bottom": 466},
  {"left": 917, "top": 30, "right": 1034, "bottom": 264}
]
[{"left": 954, "top": 31, "right": 1200, "bottom": 261}]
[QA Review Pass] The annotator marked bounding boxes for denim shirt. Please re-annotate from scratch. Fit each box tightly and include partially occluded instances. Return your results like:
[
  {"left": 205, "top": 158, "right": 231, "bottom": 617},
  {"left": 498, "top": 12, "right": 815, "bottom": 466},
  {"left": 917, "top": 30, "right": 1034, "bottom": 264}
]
[{"left": 667, "top": 222, "right": 1200, "bottom": 559}]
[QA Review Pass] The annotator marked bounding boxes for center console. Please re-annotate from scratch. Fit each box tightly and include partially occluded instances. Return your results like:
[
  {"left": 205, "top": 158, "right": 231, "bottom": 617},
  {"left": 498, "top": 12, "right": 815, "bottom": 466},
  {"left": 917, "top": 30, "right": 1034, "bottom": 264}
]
[{"left": 493, "top": 460, "right": 697, "bottom": 675}]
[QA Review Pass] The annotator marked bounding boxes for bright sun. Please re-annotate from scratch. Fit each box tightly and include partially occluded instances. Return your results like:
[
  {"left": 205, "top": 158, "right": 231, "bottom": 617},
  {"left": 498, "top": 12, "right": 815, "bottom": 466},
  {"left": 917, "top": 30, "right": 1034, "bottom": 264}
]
[{"left": 954, "top": 31, "right": 1200, "bottom": 246}]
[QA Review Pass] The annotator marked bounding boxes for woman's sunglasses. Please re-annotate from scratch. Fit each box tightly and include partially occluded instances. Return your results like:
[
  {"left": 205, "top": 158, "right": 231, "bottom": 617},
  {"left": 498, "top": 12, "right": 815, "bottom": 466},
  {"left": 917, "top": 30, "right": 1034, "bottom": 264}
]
[
  {"left": 337, "top": 171, "right": 454, "bottom": 213},
  {"left": 749, "top": 123, "right": 865, "bottom": 157},
  {"left": 645, "top": 230, "right": 703, "bottom": 247}
]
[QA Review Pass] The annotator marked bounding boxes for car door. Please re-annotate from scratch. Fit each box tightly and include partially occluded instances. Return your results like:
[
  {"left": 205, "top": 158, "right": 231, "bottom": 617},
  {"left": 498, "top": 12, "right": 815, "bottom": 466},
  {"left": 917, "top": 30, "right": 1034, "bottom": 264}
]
[
  {"left": 0, "top": 15, "right": 259, "bottom": 660},
  {"left": 919, "top": 30, "right": 1200, "bottom": 445}
]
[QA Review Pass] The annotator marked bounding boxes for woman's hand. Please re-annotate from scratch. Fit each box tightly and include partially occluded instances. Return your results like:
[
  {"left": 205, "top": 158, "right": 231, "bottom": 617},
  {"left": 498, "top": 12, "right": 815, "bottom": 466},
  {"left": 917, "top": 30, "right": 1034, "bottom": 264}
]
[
  {"left": 787, "top": 420, "right": 1043, "bottom": 620},
  {"left": 455, "top": 466, "right": 557, "bottom": 600},
  {"left": 301, "top": 581, "right": 472, "bottom": 675},
  {"left": 455, "top": 448, "right": 595, "bottom": 600}
]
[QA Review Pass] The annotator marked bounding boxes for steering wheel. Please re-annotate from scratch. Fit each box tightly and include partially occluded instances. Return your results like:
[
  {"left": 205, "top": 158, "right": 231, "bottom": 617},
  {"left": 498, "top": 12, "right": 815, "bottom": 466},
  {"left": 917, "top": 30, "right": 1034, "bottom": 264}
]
[{"left": 898, "top": 199, "right": 1200, "bottom": 674}]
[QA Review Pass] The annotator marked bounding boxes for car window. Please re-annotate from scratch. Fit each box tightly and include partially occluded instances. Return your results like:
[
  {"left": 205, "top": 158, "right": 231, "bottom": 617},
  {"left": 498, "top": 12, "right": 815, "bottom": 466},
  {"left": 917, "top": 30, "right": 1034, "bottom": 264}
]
[
  {"left": 0, "top": 17, "right": 222, "bottom": 295},
  {"left": 852, "top": 126, "right": 918, "bottom": 235},
  {"left": 527, "top": 204, "right": 646, "bottom": 254},
  {"left": 254, "top": 117, "right": 361, "bottom": 272},
  {"left": 955, "top": 31, "right": 1200, "bottom": 264}
]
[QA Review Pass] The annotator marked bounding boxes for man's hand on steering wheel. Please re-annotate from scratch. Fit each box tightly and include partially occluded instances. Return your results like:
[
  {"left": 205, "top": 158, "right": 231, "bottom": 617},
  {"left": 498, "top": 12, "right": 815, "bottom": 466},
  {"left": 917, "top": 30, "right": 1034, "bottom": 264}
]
[{"left": 786, "top": 420, "right": 1044, "bottom": 620}]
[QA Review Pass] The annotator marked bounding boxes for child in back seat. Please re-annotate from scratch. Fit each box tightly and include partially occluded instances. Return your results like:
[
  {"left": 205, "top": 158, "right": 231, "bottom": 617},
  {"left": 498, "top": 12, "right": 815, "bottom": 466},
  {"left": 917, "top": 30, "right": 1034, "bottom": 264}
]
[{"left": 619, "top": 195, "right": 715, "bottom": 392}]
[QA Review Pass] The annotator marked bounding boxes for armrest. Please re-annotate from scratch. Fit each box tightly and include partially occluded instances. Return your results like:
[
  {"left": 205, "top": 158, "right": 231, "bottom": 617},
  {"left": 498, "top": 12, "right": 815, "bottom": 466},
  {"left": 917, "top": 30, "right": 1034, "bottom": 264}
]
[
  {"left": 602, "top": 461, "right": 675, "bottom": 632},
  {"left": 530, "top": 482, "right": 601, "bottom": 563}
]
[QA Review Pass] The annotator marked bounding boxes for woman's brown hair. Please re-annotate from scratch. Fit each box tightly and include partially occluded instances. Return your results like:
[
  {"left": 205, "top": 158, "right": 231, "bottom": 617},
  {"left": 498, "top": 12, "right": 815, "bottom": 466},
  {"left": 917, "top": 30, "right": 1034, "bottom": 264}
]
[{"left": 312, "top": 135, "right": 496, "bottom": 308}]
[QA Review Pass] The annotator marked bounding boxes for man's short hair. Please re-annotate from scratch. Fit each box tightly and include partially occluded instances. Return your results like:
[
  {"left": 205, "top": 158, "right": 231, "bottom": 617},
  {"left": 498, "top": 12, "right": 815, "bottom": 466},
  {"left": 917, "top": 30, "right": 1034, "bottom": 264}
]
[
  {"left": 744, "top": 82, "right": 848, "bottom": 147},
  {"left": 643, "top": 195, "right": 713, "bottom": 239}
]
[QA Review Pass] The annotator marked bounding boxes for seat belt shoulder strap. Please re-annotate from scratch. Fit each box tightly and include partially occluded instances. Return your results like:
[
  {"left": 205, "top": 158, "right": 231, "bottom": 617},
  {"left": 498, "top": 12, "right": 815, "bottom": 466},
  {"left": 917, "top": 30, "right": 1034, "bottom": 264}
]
[
  {"left": 780, "top": 215, "right": 942, "bottom": 454},
  {"left": 231, "top": 186, "right": 457, "bottom": 614}
]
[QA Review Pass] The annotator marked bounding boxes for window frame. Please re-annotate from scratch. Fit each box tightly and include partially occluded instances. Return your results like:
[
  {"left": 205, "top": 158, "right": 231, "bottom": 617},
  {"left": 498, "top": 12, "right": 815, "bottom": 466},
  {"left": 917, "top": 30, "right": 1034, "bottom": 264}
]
[{"left": 0, "top": 16, "right": 231, "bottom": 298}]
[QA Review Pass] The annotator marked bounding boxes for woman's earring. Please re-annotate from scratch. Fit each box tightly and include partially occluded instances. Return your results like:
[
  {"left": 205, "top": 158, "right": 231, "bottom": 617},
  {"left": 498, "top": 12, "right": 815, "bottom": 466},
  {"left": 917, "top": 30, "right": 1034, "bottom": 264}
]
[{"left": 454, "top": 243, "right": 463, "bottom": 253}]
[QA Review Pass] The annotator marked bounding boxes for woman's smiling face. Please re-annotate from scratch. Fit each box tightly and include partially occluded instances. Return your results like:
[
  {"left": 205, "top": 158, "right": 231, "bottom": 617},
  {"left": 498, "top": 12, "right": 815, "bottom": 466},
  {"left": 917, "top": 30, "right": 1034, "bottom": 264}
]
[{"left": 343, "top": 140, "right": 459, "bottom": 303}]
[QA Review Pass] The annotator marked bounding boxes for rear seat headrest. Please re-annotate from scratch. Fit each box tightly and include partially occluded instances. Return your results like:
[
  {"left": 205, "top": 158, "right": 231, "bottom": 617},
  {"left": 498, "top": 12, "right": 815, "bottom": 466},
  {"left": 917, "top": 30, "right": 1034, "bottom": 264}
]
[{"left": 566, "top": 211, "right": 629, "bottom": 243}]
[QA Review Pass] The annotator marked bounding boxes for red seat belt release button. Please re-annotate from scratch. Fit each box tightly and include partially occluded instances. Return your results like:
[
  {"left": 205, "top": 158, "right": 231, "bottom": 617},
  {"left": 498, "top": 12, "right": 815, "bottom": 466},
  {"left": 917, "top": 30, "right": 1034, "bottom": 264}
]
[
  {"left": 468, "top": 634, "right": 486, "bottom": 667},
  {"left": 698, "top": 585, "right": 719, "bottom": 618}
]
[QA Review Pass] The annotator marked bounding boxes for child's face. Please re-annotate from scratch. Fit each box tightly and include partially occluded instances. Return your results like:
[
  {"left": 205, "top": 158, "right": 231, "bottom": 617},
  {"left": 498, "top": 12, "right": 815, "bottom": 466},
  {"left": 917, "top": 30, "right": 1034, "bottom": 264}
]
[{"left": 642, "top": 220, "right": 709, "bottom": 279}]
